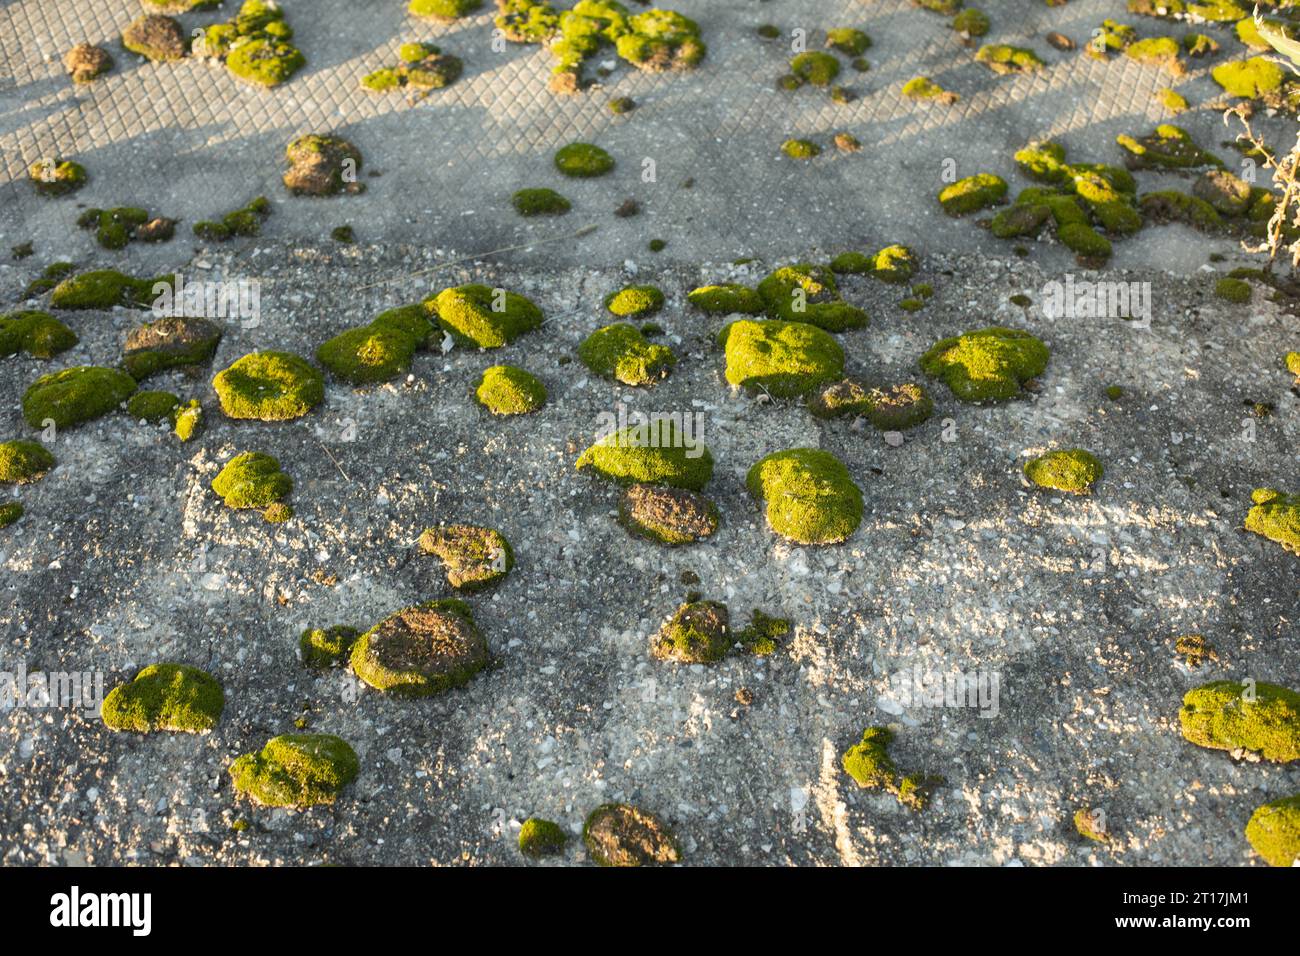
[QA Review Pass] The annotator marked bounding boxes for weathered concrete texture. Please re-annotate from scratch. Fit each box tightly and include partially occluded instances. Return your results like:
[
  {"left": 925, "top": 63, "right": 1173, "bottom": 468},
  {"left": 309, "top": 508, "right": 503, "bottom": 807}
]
[{"left": 0, "top": 243, "right": 1296, "bottom": 865}]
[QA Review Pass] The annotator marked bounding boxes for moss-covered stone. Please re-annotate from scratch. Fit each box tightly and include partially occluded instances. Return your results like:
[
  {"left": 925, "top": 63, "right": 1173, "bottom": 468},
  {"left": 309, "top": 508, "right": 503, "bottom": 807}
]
[
  {"left": 409, "top": 0, "right": 482, "bottom": 19},
  {"left": 0, "top": 310, "right": 77, "bottom": 360},
  {"left": 126, "top": 390, "right": 180, "bottom": 422},
  {"left": 282, "top": 134, "right": 363, "bottom": 197},
  {"left": 841, "top": 726, "right": 936, "bottom": 811},
  {"left": 686, "top": 283, "right": 764, "bottom": 315},
  {"left": 1138, "top": 190, "right": 1223, "bottom": 231},
  {"left": 616, "top": 9, "right": 706, "bottom": 72},
  {"left": 864, "top": 382, "right": 934, "bottom": 431},
  {"left": 172, "top": 399, "right": 202, "bottom": 442},
  {"left": 122, "top": 14, "right": 187, "bottom": 60},
  {"left": 1023, "top": 448, "right": 1103, "bottom": 495},
  {"left": 193, "top": 196, "right": 271, "bottom": 242},
  {"left": 653, "top": 599, "right": 729, "bottom": 663},
  {"left": 1246, "top": 794, "right": 1300, "bottom": 867},
  {"left": 718, "top": 319, "right": 844, "bottom": 398},
  {"left": 519, "top": 817, "right": 567, "bottom": 857},
  {"left": 211, "top": 451, "right": 293, "bottom": 517},
  {"left": 1179, "top": 679, "right": 1300, "bottom": 762},
  {"left": 64, "top": 42, "right": 113, "bottom": 83},
  {"left": 49, "top": 269, "right": 172, "bottom": 310},
  {"left": 299, "top": 625, "right": 360, "bottom": 668},
  {"left": 939, "top": 173, "right": 1007, "bottom": 216},
  {"left": 781, "top": 138, "right": 821, "bottom": 160},
  {"left": 554, "top": 142, "right": 614, "bottom": 177},
  {"left": 0, "top": 502, "right": 23, "bottom": 529},
  {"left": 619, "top": 483, "right": 718, "bottom": 545},
  {"left": 604, "top": 284, "right": 664, "bottom": 319},
  {"left": 578, "top": 323, "right": 676, "bottom": 385},
  {"left": 350, "top": 598, "right": 489, "bottom": 696},
  {"left": 975, "top": 43, "right": 1044, "bottom": 74},
  {"left": 789, "top": 51, "right": 840, "bottom": 87},
  {"left": 1286, "top": 351, "right": 1300, "bottom": 379},
  {"left": 475, "top": 364, "right": 546, "bottom": 415},
  {"left": 1193, "top": 169, "right": 1252, "bottom": 216},
  {"left": 496, "top": 0, "right": 560, "bottom": 43},
  {"left": 756, "top": 264, "right": 867, "bottom": 331},
  {"left": 418, "top": 524, "right": 514, "bottom": 590},
  {"left": 198, "top": 0, "right": 304, "bottom": 87},
  {"left": 429, "top": 284, "right": 542, "bottom": 349},
  {"left": 229, "top": 733, "right": 359, "bottom": 807},
  {"left": 317, "top": 322, "right": 418, "bottom": 385},
  {"left": 1245, "top": 487, "right": 1300, "bottom": 554},
  {"left": 919, "top": 326, "right": 1049, "bottom": 402},
  {"left": 583, "top": 803, "right": 680, "bottom": 867},
  {"left": 21, "top": 366, "right": 136, "bottom": 429},
  {"left": 576, "top": 420, "right": 712, "bottom": 490},
  {"left": 746, "top": 448, "right": 863, "bottom": 545},
  {"left": 213, "top": 351, "right": 324, "bottom": 421},
  {"left": 902, "top": 76, "right": 959, "bottom": 103},
  {"left": 1117, "top": 125, "right": 1222, "bottom": 170},
  {"left": 123, "top": 316, "right": 222, "bottom": 380},
  {"left": 28, "top": 159, "right": 86, "bottom": 198},
  {"left": 511, "top": 187, "right": 570, "bottom": 216},
  {"left": 0, "top": 440, "right": 54, "bottom": 484},
  {"left": 101, "top": 663, "right": 223, "bottom": 733}
]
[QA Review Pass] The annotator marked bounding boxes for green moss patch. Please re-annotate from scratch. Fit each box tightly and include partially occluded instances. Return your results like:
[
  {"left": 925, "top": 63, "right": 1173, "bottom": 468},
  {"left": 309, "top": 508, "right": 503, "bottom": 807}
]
[
  {"left": 1213, "top": 56, "right": 1287, "bottom": 99},
  {"left": 920, "top": 326, "right": 1049, "bottom": 402},
  {"left": 409, "top": 0, "right": 482, "bottom": 19},
  {"left": 49, "top": 269, "right": 173, "bottom": 310},
  {"left": 172, "top": 400, "right": 202, "bottom": 442},
  {"left": 122, "top": 14, "right": 187, "bottom": 61},
  {"left": 0, "top": 310, "right": 77, "bottom": 359},
  {"left": 0, "top": 502, "right": 24, "bottom": 529},
  {"left": 0, "top": 440, "right": 54, "bottom": 484},
  {"left": 939, "top": 173, "right": 1007, "bottom": 216},
  {"left": 362, "top": 41, "right": 462, "bottom": 91},
  {"left": 576, "top": 421, "right": 712, "bottom": 491},
  {"left": 975, "top": 43, "right": 1044, "bottom": 74},
  {"left": 746, "top": 448, "right": 863, "bottom": 545},
  {"left": 618, "top": 483, "right": 718, "bottom": 545},
  {"left": 77, "top": 206, "right": 174, "bottom": 250},
  {"left": 756, "top": 264, "right": 867, "bottom": 331},
  {"left": 282, "top": 134, "right": 364, "bottom": 196},
  {"left": 519, "top": 817, "right": 567, "bottom": 857},
  {"left": 790, "top": 51, "right": 840, "bottom": 87},
  {"left": 554, "top": 142, "right": 614, "bottom": 177},
  {"left": 1246, "top": 795, "right": 1300, "bottom": 867},
  {"left": 317, "top": 315, "right": 424, "bottom": 386},
  {"left": 28, "top": 159, "right": 86, "bottom": 197},
  {"left": 1245, "top": 487, "right": 1300, "bottom": 555},
  {"left": 350, "top": 598, "right": 489, "bottom": 696},
  {"left": 653, "top": 599, "right": 729, "bottom": 663},
  {"left": 418, "top": 524, "right": 514, "bottom": 591},
  {"left": 902, "top": 76, "right": 959, "bottom": 103},
  {"left": 476, "top": 364, "right": 546, "bottom": 415},
  {"left": 604, "top": 284, "right": 664, "bottom": 318},
  {"left": 101, "top": 663, "right": 223, "bottom": 733},
  {"left": 1214, "top": 276, "right": 1251, "bottom": 303},
  {"left": 687, "top": 283, "right": 764, "bottom": 314},
  {"left": 1023, "top": 448, "right": 1103, "bottom": 494},
  {"left": 578, "top": 323, "right": 676, "bottom": 385},
  {"left": 718, "top": 319, "right": 844, "bottom": 398},
  {"left": 781, "top": 138, "right": 821, "bottom": 160},
  {"left": 300, "top": 626, "right": 361, "bottom": 667},
  {"left": 199, "top": 0, "right": 305, "bottom": 87},
  {"left": 841, "top": 726, "right": 938, "bottom": 811},
  {"left": 737, "top": 609, "right": 789, "bottom": 656},
  {"left": 583, "top": 803, "right": 680, "bottom": 867},
  {"left": 429, "top": 284, "right": 542, "bottom": 349},
  {"left": 123, "top": 316, "right": 222, "bottom": 380},
  {"left": 213, "top": 351, "right": 324, "bottom": 420},
  {"left": 1117, "top": 125, "right": 1223, "bottom": 170},
  {"left": 512, "top": 187, "right": 571, "bottom": 216},
  {"left": 953, "top": 9, "right": 990, "bottom": 36},
  {"left": 1179, "top": 679, "right": 1300, "bottom": 762},
  {"left": 126, "top": 390, "right": 180, "bottom": 422},
  {"left": 212, "top": 451, "right": 293, "bottom": 521},
  {"left": 1138, "top": 190, "right": 1222, "bottom": 231},
  {"left": 22, "top": 366, "right": 136, "bottom": 429},
  {"left": 193, "top": 196, "right": 270, "bottom": 241},
  {"left": 229, "top": 733, "right": 359, "bottom": 807}
]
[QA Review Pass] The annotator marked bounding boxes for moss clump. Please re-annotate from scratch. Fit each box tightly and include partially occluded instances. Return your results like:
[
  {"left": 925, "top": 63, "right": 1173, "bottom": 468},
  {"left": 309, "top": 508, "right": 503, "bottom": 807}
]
[
  {"left": 172, "top": 400, "right": 202, "bottom": 442},
  {"left": 126, "top": 390, "right": 180, "bottom": 422},
  {"left": 49, "top": 269, "right": 172, "bottom": 310},
  {"left": 1179, "top": 679, "right": 1300, "bottom": 762},
  {"left": 975, "top": 43, "right": 1044, "bottom": 74},
  {"left": 1117, "top": 125, "right": 1223, "bottom": 170},
  {"left": 0, "top": 502, "right": 23, "bottom": 529},
  {"left": 1058, "top": 222, "right": 1113, "bottom": 265},
  {"left": 350, "top": 598, "right": 489, "bottom": 696},
  {"left": 920, "top": 327, "right": 1049, "bottom": 402},
  {"left": 1214, "top": 277, "right": 1251, "bottom": 303},
  {"left": 604, "top": 285, "right": 664, "bottom": 319},
  {"left": 865, "top": 382, "right": 934, "bottom": 431},
  {"left": 618, "top": 483, "right": 718, "bottom": 545},
  {"left": 475, "top": 364, "right": 546, "bottom": 415},
  {"left": 653, "top": 600, "right": 729, "bottom": 663},
  {"left": 410, "top": 0, "right": 482, "bottom": 18},
  {"left": 301, "top": 625, "right": 358, "bottom": 669},
  {"left": 123, "top": 316, "right": 223, "bottom": 381},
  {"left": 825, "top": 28, "right": 871, "bottom": 56},
  {"left": 914, "top": 0, "right": 961, "bottom": 12},
  {"left": 418, "top": 525, "right": 514, "bottom": 591},
  {"left": 0, "top": 440, "right": 54, "bottom": 484},
  {"left": 554, "top": 142, "right": 614, "bottom": 177},
  {"left": 1157, "top": 87, "right": 1188, "bottom": 113},
  {"left": 229, "top": 733, "right": 359, "bottom": 807},
  {"left": 870, "top": 244, "right": 918, "bottom": 284},
  {"left": 317, "top": 319, "right": 422, "bottom": 386},
  {"left": 21, "top": 366, "right": 136, "bottom": 430},
  {"left": 952, "top": 9, "right": 990, "bottom": 36},
  {"left": 1125, "top": 36, "right": 1184, "bottom": 73},
  {"left": 576, "top": 421, "right": 712, "bottom": 491},
  {"left": 1245, "top": 488, "right": 1300, "bottom": 555},
  {"left": 578, "top": 323, "right": 676, "bottom": 385},
  {"left": 101, "top": 663, "right": 223, "bottom": 734},
  {"left": 746, "top": 448, "right": 863, "bottom": 545},
  {"left": 939, "top": 173, "right": 1007, "bottom": 216},
  {"left": 583, "top": 803, "right": 680, "bottom": 867},
  {"left": 1246, "top": 795, "right": 1300, "bottom": 867},
  {"left": 615, "top": 10, "right": 706, "bottom": 72},
  {"left": 76, "top": 207, "right": 173, "bottom": 250},
  {"left": 211, "top": 452, "right": 293, "bottom": 520},
  {"left": 64, "top": 42, "right": 113, "bottom": 83},
  {"left": 1213, "top": 56, "right": 1286, "bottom": 99},
  {"left": 282, "top": 134, "right": 364, "bottom": 197},
  {"left": 1193, "top": 169, "right": 1251, "bottom": 216},
  {"left": 1286, "top": 351, "right": 1300, "bottom": 378},
  {"left": 736, "top": 609, "right": 789, "bottom": 656},
  {"left": 1074, "top": 808, "right": 1111, "bottom": 844},
  {"left": 902, "top": 76, "right": 959, "bottom": 103},
  {"left": 718, "top": 319, "right": 844, "bottom": 398},
  {"left": 841, "top": 727, "right": 937, "bottom": 811},
  {"left": 790, "top": 51, "right": 840, "bottom": 87},
  {"left": 781, "top": 138, "right": 821, "bottom": 160},
  {"left": 756, "top": 264, "right": 867, "bottom": 331},
  {"left": 362, "top": 41, "right": 462, "bottom": 91},
  {"left": 193, "top": 196, "right": 270, "bottom": 242},
  {"left": 122, "top": 14, "right": 187, "bottom": 61},
  {"left": 0, "top": 310, "right": 77, "bottom": 360},
  {"left": 199, "top": 0, "right": 305, "bottom": 87},
  {"left": 512, "top": 187, "right": 570, "bottom": 217},
  {"left": 213, "top": 351, "right": 324, "bottom": 421},
  {"left": 24, "top": 261, "right": 76, "bottom": 298},
  {"left": 687, "top": 284, "right": 764, "bottom": 314},
  {"left": 1183, "top": 32, "right": 1219, "bottom": 55},
  {"left": 28, "top": 159, "right": 87, "bottom": 197},
  {"left": 519, "top": 817, "right": 567, "bottom": 857},
  {"left": 1023, "top": 448, "right": 1103, "bottom": 495},
  {"left": 429, "top": 284, "right": 543, "bottom": 349},
  {"left": 1138, "top": 190, "right": 1223, "bottom": 231}
]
